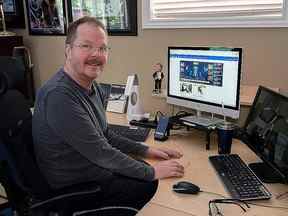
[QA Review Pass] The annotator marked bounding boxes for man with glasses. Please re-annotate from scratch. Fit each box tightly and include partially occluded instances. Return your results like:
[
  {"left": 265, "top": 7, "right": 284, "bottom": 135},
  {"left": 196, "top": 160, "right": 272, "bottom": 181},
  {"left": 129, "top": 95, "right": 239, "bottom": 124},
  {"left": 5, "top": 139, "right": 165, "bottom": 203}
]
[{"left": 33, "top": 16, "right": 184, "bottom": 215}]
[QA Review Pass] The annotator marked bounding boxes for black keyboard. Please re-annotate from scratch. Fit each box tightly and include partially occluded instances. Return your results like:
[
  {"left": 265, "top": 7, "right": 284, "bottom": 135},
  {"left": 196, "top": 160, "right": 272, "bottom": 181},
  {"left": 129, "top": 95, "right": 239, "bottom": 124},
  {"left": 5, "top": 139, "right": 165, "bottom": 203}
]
[
  {"left": 209, "top": 154, "right": 272, "bottom": 200},
  {"left": 108, "top": 124, "right": 151, "bottom": 142}
]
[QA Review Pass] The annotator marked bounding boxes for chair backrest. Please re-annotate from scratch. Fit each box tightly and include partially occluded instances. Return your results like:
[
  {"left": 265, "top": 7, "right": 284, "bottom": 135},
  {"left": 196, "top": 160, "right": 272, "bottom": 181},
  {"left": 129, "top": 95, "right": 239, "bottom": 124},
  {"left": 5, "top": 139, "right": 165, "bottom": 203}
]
[
  {"left": 0, "top": 90, "right": 52, "bottom": 202},
  {"left": 12, "top": 46, "right": 33, "bottom": 71},
  {"left": 0, "top": 56, "right": 25, "bottom": 89},
  {"left": 12, "top": 47, "right": 36, "bottom": 104}
]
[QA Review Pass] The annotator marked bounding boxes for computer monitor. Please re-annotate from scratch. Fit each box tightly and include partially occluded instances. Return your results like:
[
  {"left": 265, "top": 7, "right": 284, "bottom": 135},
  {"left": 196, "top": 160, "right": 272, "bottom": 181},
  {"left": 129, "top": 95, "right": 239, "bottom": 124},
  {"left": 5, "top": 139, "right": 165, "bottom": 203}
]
[
  {"left": 243, "top": 86, "right": 288, "bottom": 183},
  {"left": 167, "top": 47, "right": 242, "bottom": 119}
]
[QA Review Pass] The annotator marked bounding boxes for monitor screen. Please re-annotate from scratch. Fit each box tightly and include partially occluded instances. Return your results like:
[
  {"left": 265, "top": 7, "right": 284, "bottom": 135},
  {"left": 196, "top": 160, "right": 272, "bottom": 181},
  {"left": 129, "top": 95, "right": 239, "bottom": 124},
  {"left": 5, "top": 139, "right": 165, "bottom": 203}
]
[
  {"left": 244, "top": 86, "right": 288, "bottom": 182},
  {"left": 167, "top": 47, "right": 242, "bottom": 119}
]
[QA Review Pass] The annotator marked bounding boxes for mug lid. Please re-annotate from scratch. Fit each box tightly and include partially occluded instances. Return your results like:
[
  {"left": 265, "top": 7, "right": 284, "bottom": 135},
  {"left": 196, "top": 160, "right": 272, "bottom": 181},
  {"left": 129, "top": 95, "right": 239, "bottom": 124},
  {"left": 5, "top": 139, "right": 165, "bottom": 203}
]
[{"left": 217, "top": 121, "right": 237, "bottom": 130}]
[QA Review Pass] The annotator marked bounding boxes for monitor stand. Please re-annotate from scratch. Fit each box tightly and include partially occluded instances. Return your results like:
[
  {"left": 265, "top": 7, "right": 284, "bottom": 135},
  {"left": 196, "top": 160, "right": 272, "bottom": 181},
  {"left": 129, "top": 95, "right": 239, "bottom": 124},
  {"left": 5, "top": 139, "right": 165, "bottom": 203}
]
[
  {"left": 249, "top": 162, "right": 284, "bottom": 184},
  {"left": 180, "top": 111, "right": 223, "bottom": 150},
  {"left": 181, "top": 110, "right": 223, "bottom": 127}
]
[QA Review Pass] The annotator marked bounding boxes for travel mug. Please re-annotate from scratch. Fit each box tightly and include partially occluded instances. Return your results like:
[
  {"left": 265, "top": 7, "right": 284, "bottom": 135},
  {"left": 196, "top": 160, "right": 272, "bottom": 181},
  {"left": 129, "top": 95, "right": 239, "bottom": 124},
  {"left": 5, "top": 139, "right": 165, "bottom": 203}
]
[{"left": 217, "top": 122, "right": 236, "bottom": 154}]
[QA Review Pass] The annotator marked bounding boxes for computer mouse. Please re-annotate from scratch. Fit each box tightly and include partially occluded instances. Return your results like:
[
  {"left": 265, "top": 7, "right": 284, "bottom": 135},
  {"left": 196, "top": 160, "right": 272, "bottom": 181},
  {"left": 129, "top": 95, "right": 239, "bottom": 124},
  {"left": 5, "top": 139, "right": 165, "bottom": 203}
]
[{"left": 172, "top": 181, "right": 200, "bottom": 194}]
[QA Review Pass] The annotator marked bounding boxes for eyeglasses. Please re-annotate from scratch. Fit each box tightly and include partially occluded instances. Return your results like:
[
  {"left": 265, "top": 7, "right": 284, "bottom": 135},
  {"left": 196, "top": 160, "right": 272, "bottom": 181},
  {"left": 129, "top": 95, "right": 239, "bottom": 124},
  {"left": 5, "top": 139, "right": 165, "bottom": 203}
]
[
  {"left": 72, "top": 43, "right": 111, "bottom": 54},
  {"left": 208, "top": 198, "right": 250, "bottom": 216}
]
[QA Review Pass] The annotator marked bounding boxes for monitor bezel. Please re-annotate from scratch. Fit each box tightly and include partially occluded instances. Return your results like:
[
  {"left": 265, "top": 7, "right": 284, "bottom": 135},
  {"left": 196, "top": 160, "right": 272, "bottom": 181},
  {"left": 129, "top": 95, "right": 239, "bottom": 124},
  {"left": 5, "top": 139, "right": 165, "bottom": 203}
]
[
  {"left": 243, "top": 85, "right": 288, "bottom": 181},
  {"left": 167, "top": 46, "right": 242, "bottom": 118}
]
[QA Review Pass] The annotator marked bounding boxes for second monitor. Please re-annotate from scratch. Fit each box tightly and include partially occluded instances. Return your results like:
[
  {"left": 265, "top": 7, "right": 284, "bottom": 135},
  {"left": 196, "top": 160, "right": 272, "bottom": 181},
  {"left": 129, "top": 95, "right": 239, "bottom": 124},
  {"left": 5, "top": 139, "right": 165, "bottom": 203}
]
[{"left": 167, "top": 47, "right": 242, "bottom": 120}]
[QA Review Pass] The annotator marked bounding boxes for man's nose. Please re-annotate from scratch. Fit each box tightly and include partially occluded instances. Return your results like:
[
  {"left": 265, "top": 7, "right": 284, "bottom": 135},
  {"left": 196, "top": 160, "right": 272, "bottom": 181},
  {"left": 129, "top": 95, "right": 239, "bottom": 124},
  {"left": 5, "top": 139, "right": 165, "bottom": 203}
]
[{"left": 90, "top": 48, "right": 103, "bottom": 56}]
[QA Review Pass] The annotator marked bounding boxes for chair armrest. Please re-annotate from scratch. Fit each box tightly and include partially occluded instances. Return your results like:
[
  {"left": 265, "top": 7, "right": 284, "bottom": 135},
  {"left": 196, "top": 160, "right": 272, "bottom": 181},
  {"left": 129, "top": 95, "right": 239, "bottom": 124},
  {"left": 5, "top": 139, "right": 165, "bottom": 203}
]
[{"left": 30, "top": 186, "right": 101, "bottom": 210}]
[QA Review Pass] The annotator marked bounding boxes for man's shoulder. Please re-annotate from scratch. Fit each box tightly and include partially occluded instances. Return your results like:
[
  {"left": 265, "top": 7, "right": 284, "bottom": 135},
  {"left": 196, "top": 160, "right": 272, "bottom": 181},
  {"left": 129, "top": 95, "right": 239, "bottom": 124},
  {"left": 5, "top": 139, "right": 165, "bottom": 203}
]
[{"left": 37, "top": 69, "right": 74, "bottom": 99}]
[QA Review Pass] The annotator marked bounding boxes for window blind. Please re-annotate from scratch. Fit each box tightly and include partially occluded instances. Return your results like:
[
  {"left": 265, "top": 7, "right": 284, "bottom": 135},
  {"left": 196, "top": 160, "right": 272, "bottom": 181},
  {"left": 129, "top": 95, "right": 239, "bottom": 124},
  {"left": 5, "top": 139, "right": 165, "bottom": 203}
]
[{"left": 150, "top": 0, "right": 284, "bottom": 20}]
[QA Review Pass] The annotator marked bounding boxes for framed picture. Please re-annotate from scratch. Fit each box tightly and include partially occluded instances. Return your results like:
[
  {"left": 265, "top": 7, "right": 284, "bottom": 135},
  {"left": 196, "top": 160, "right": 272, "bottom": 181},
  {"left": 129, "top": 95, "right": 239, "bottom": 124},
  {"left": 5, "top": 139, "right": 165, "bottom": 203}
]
[
  {"left": 3, "top": 0, "right": 25, "bottom": 28},
  {"left": 25, "top": 0, "right": 67, "bottom": 35},
  {"left": 67, "top": 0, "right": 137, "bottom": 36}
]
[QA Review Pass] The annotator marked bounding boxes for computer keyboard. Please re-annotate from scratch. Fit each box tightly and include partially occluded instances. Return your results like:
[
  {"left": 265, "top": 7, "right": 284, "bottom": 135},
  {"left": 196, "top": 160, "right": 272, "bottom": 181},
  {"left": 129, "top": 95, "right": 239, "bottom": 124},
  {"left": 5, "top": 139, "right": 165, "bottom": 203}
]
[
  {"left": 108, "top": 124, "right": 151, "bottom": 142},
  {"left": 180, "top": 115, "right": 223, "bottom": 127},
  {"left": 209, "top": 154, "right": 272, "bottom": 200}
]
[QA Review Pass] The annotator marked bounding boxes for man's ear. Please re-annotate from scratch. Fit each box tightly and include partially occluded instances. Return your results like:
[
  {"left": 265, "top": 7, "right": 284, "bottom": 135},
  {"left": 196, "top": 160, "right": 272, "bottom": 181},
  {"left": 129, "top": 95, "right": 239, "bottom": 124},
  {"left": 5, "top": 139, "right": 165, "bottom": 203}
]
[{"left": 65, "top": 45, "right": 71, "bottom": 59}]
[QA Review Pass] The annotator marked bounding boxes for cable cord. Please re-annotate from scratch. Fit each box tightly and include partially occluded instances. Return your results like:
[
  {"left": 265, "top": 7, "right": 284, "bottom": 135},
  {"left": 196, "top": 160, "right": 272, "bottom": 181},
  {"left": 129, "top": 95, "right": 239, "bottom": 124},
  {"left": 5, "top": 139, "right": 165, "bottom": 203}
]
[{"left": 153, "top": 110, "right": 164, "bottom": 122}]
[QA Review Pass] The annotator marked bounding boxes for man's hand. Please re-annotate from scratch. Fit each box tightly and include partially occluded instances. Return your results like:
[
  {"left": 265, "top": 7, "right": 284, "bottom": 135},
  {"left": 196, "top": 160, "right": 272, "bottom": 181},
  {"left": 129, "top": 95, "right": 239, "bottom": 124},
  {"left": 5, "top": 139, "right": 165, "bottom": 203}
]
[
  {"left": 153, "top": 160, "right": 184, "bottom": 179},
  {"left": 145, "top": 147, "right": 183, "bottom": 160}
]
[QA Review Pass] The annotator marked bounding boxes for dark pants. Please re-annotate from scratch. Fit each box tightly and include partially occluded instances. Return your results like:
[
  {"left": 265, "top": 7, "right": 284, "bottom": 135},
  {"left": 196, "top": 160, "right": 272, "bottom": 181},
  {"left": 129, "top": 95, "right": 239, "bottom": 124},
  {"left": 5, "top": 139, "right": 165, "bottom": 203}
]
[
  {"left": 154, "top": 80, "right": 162, "bottom": 91},
  {"left": 66, "top": 176, "right": 158, "bottom": 216}
]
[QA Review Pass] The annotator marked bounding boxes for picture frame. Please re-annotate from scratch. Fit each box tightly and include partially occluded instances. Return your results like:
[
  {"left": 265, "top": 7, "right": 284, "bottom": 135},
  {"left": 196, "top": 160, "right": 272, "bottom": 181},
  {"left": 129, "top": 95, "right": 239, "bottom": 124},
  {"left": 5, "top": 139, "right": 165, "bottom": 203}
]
[
  {"left": 25, "top": 0, "right": 67, "bottom": 35},
  {"left": 67, "top": 0, "right": 137, "bottom": 36},
  {"left": 3, "top": 0, "right": 25, "bottom": 28}
]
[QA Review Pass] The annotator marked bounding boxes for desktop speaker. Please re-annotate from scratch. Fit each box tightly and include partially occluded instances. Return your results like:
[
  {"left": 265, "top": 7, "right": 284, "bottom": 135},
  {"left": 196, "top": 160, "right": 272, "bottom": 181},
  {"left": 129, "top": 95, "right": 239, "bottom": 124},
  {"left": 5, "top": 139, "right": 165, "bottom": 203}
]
[{"left": 126, "top": 74, "right": 149, "bottom": 121}]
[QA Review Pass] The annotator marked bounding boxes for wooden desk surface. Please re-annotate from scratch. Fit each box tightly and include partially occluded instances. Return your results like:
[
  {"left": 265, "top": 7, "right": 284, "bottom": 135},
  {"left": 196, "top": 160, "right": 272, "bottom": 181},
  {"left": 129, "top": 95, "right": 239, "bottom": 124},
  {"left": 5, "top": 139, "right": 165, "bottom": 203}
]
[
  {"left": 107, "top": 113, "right": 288, "bottom": 216},
  {"left": 240, "top": 85, "right": 279, "bottom": 106}
]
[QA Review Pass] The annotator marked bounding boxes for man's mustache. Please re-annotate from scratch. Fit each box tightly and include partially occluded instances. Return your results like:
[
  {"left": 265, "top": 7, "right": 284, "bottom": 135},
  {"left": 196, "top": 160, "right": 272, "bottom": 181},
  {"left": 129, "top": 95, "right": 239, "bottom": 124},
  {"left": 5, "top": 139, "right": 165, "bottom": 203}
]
[{"left": 85, "top": 59, "right": 104, "bottom": 66}]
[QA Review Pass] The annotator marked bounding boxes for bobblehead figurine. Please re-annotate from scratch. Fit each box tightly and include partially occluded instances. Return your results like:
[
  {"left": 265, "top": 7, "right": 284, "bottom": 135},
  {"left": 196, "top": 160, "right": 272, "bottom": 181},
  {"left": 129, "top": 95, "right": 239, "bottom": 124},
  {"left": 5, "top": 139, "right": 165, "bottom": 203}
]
[{"left": 152, "top": 63, "right": 164, "bottom": 94}]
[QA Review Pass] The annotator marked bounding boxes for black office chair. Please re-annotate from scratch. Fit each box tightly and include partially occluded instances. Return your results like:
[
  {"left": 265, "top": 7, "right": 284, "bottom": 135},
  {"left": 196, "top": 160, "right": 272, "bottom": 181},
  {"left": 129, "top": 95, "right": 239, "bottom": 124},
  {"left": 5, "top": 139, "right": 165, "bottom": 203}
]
[
  {"left": 0, "top": 89, "right": 105, "bottom": 215},
  {"left": 0, "top": 56, "right": 25, "bottom": 94},
  {"left": 0, "top": 73, "right": 139, "bottom": 215},
  {"left": 12, "top": 46, "right": 35, "bottom": 103}
]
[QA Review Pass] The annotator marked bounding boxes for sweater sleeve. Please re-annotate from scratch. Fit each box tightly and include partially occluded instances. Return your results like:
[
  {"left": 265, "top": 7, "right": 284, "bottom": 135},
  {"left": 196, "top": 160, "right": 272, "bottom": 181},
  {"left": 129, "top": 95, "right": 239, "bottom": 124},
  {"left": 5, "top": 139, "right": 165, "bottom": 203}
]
[
  {"left": 105, "top": 128, "right": 149, "bottom": 156},
  {"left": 45, "top": 88, "right": 154, "bottom": 181}
]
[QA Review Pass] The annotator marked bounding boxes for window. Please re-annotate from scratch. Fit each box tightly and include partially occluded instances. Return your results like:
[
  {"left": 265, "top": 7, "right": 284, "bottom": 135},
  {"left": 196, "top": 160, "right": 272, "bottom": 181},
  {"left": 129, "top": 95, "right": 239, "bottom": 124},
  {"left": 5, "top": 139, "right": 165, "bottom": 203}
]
[{"left": 142, "top": 0, "right": 288, "bottom": 28}]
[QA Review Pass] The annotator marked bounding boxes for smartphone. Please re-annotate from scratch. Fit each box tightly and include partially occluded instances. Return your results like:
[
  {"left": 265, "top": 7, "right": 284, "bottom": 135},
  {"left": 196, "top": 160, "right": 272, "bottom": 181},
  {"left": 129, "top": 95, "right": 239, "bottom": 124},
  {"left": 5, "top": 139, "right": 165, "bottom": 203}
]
[{"left": 154, "top": 116, "right": 169, "bottom": 141}]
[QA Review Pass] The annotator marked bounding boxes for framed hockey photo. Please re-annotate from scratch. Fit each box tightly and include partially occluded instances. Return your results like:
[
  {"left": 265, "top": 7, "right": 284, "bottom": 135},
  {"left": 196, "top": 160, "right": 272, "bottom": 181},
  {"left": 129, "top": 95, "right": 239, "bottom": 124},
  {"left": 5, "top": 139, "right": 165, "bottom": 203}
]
[
  {"left": 67, "top": 0, "right": 137, "bottom": 36},
  {"left": 26, "top": 0, "right": 67, "bottom": 35}
]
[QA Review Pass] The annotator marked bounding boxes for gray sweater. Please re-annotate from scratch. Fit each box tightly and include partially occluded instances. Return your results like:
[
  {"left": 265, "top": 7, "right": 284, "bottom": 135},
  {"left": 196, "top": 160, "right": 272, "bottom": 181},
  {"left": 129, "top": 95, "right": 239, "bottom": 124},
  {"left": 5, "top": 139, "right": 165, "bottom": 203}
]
[{"left": 32, "top": 69, "right": 154, "bottom": 189}]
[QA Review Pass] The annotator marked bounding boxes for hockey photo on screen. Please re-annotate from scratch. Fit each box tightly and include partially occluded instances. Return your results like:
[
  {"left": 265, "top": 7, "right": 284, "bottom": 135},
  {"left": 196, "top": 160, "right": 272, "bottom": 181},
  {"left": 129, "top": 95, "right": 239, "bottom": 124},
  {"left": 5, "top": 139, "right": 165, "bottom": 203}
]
[{"left": 180, "top": 61, "right": 223, "bottom": 86}]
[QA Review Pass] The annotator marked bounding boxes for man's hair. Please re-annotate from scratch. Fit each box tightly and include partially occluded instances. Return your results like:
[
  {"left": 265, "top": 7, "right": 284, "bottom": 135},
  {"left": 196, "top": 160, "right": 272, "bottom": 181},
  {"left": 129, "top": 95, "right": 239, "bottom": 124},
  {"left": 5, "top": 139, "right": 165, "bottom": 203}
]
[
  {"left": 65, "top": 16, "right": 107, "bottom": 45},
  {"left": 156, "top": 63, "right": 163, "bottom": 71}
]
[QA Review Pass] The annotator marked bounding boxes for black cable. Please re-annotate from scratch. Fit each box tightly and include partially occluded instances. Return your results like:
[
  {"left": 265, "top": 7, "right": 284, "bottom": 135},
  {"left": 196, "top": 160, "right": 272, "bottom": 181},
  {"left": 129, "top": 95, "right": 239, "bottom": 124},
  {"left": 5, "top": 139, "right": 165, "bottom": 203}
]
[
  {"left": 171, "top": 126, "right": 185, "bottom": 130},
  {"left": 175, "top": 110, "right": 190, "bottom": 116},
  {"left": 168, "top": 110, "right": 192, "bottom": 130},
  {"left": 154, "top": 110, "right": 164, "bottom": 122}
]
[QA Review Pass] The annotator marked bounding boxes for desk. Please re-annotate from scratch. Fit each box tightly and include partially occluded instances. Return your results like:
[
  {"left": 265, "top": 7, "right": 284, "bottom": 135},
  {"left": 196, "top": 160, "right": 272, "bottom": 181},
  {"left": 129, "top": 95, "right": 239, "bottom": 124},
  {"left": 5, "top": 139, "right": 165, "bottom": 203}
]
[
  {"left": 240, "top": 85, "right": 279, "bottom": 106},
  {"left": 107, "top": 113, "right": 288, "bottom": 216}
]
